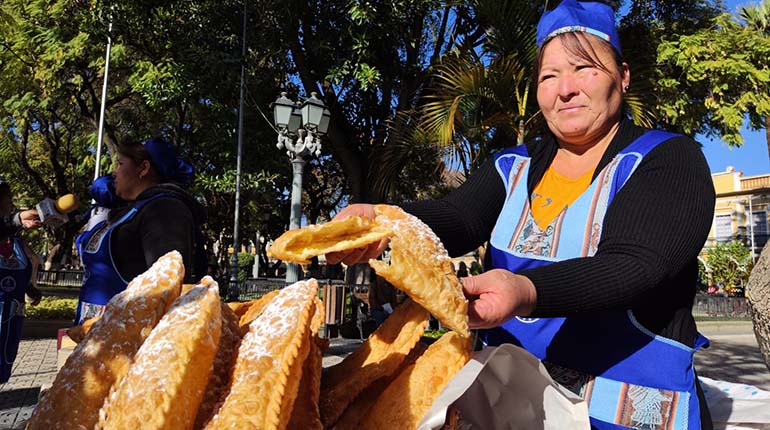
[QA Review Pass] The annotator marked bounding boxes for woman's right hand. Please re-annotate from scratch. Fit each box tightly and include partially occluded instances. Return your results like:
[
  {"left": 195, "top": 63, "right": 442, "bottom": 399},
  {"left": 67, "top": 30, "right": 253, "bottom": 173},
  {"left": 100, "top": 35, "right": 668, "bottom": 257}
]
[
  {"left": 19, "top": 210, "right": 42, "bottom": 229},
  {"left": 325, "top": 204, "right": 389, "bottom": 266}
]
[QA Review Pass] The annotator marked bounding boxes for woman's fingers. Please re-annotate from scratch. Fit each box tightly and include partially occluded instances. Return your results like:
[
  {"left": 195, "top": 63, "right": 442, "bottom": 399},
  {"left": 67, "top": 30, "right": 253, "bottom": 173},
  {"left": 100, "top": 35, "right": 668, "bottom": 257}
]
[{"left": 460, "top": 270, "right": 538, "bottom": 329}]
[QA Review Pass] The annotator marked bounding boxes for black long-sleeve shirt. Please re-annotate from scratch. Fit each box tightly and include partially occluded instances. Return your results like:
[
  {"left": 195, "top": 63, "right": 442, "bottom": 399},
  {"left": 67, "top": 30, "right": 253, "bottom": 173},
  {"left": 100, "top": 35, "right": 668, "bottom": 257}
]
[
  {"left": 403, "top": 119, "right": 716, "bottom": 346},
  {"left": 107, "top": 183, "right": 207, "bottom": 283}
]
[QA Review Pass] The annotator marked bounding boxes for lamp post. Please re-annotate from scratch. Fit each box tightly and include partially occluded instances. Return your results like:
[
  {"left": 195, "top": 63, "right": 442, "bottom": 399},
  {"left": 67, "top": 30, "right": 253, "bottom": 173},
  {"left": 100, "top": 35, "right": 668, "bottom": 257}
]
[{"left": 272, "top": 92, "right": 330, "bottom": 284}]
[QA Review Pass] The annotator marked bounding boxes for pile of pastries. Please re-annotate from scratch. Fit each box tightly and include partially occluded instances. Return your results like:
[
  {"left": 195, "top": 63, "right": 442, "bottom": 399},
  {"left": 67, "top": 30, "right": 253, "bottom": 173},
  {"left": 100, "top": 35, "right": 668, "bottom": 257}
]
[{"left": 27, "top": 205, "right": 471, "bottom": 430}]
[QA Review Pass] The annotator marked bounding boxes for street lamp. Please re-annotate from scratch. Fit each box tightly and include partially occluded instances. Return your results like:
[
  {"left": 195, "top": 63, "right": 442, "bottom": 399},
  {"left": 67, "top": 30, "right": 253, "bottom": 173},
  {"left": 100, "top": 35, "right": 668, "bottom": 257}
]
[{"left": 272, "top": 91, "right": 330, "bottom": 284}]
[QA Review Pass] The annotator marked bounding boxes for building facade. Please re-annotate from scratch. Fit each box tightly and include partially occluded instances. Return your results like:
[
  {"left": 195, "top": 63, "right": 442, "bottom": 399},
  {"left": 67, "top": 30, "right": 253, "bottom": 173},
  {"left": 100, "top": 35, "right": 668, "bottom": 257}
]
[{"left": 709, "top": 166, "right": 770, "bottom": 256}]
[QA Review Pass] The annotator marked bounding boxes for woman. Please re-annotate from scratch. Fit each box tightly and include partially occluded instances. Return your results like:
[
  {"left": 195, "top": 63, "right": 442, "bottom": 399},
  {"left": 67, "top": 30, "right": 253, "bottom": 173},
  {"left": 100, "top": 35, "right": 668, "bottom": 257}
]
[
  {"left": 328, "top": 1, "right": 715, "bottom": 428},
  {"left": 0, "top": 180, "right": 41, "bottom": 383},
  {"left": 75, "top": 137, "right": 207, "bottom": 324}
]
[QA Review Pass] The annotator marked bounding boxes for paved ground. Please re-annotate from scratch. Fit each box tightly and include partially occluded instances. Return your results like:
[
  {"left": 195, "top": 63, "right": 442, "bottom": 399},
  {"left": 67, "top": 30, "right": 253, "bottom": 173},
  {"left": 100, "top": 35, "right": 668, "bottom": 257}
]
[{"left": 1, "top": 320, "right": 768, "bottom": 429}]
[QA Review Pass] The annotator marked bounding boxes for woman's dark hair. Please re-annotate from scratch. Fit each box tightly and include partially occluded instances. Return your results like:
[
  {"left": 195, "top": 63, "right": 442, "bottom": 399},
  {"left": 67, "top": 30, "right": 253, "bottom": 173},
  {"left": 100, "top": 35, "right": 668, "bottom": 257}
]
[
  {"left": 116, "top": 141, "right": 163, "bottom": 183},
  {"left": 533, "top": 31, "right": 624, "bottom": 83},
  {"left": 116, "top": 141, "right": 152, "bottom": 165}
]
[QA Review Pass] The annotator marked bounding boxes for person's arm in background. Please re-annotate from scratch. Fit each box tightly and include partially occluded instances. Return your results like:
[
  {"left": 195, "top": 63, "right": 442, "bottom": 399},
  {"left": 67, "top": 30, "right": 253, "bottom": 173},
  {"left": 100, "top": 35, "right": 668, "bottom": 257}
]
[
  {"left": 139, "top": 198, "right": 196, "bottom": 283},
  {"left": 1, "top": 209, "right": 42, "bottom": 240}
]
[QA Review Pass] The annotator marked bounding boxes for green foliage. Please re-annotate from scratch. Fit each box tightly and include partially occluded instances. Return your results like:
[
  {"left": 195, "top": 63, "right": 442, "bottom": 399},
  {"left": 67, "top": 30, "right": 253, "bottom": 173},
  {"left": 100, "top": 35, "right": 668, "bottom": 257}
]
[
  {"left": 26, "top": 297, "right": 78, "bottom": 320},
  {"left": 422, "top": 328, "right": 449, "bottom": 339},
  {"left": 657, "top": 12, "right": 770, "bottom": 146},
  {"left": 469, "top": 261, "right": 482, "bottom": 275},
  {"left": 237, "top": 252, "right": 255, "bottom": 283},
  {"left": 701, "top": 241, "right": 753, "bottom": 288}
]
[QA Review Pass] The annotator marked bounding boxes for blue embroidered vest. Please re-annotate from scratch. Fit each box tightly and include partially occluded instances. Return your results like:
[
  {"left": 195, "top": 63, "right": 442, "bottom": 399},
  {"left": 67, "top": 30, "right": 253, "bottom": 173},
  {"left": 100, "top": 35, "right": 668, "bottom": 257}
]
[
  {"left": 75, "top": 194, "right": 167, "bottom": 324},
  {"left": 484, "top": 131, "right": 706, "bottom": 430}
]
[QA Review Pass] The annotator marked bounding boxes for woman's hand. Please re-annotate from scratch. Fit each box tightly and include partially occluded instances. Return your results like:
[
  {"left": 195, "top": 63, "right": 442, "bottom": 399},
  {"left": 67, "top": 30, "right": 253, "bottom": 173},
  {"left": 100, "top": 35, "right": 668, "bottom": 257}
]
[
  {"left": 325, "top": 204, "right": 389, "bottom": 266},
  {"left": 18, "top": 210, "right": 42, "bottom": 229},
  {"left": 461, "top": 269, "right": 538, "bottom": 329}
]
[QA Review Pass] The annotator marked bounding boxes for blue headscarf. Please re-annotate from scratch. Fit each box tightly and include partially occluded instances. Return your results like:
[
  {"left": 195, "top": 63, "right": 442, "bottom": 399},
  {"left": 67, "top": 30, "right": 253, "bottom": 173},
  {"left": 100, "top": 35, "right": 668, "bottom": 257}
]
[
  {"left": 142, "top": 137, "right": 195, "bottom": 187},
  {"left": 536, "top": 0, "right": 621, "bottom": 54},
  {"left": 89, "top": 175, "right": 126, "bottom": 209}
]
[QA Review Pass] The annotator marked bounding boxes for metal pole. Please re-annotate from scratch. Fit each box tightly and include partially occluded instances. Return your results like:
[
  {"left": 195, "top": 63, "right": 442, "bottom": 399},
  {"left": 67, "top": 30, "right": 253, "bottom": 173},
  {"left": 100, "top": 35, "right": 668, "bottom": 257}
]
[
  {"left": 286, "top": 157, "right": 305, "bottom": 284},
  {"left": 229, "top": 2, "right": 247, "bottom": 301},
  {"left": 252, "top": 231, "right": 261, "bottom": 278},
  {"left": 93, "top": 21, "right": 112, "bottom": 181}
]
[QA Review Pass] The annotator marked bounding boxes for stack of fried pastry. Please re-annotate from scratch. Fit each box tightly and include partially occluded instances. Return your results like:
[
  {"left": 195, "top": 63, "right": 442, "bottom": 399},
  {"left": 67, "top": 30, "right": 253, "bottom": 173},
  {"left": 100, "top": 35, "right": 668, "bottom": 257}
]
[{"left": 31, "top": 205, "right": 472, "bottom": 429}]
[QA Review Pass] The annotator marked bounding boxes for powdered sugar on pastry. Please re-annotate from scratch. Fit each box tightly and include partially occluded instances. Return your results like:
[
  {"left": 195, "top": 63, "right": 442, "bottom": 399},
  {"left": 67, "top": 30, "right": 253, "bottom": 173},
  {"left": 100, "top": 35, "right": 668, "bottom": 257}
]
[
  {"left": 97, "top": 277, "right": 222, "bottom": 430},
  {"left": 203, "top": 279, "right": 318, "bottom": 430},
  {"left": 27, "top": 251, "right": 184, "bottom": 430},
  {"left": 370, "top": 205, "right": 469, "bottom": 336}
]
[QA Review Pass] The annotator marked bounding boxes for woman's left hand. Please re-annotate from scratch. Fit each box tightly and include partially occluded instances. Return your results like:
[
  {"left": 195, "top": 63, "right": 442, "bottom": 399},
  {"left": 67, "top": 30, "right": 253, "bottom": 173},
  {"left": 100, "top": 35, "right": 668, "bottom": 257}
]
[{"left": 461, "top": 269, "right": 538, "bottom": 329}]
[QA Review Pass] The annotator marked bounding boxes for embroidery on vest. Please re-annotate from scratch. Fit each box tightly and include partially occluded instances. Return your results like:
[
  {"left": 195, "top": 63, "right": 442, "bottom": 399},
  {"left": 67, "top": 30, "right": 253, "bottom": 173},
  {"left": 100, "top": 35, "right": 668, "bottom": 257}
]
[
  {"left": 581, "top": 156, "right": 623, "bottom": 257},
  {"left": 508, "top": 199, "right": 564, "bottom": 257},
  {"left": 507, "top": 157, "right": 529, "bottom": 198},
  {"left": 86, "top": 222, "right": 111, "bottom": 252}
]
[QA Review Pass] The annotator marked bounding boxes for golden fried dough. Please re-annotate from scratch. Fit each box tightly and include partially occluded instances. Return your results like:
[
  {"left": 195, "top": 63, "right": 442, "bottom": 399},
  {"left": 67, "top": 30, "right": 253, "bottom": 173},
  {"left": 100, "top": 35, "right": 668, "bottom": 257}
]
[
  {"left": 320, "top": 299, "right": 429, "bottom": 427},
  {"left": 194, "top": 300, "right": 242, "bottom": 430},
  {"left": 27, "top": 251, "right": 184, "bottom": 430},
  {"left": 227, "top": 299, "right": 253, "bottom": 317},
  {"left": 287, "top": 298, "right": 326, "bottom": 430},
  {"left": 67, "top": 315, "right": 100, "bottom": 344},
  {"left": 369, "top": 205, "right": 469, "bottom": 336},
  {"left": 267, "top": 216, "right": 392, "bottom": 264},
  {"left": 359, "top": 331, "right": 471, "bottom": 430},
  {"left": 238, "top": 289, "right": 280, "bottom": 334},
  {"left": 203, "top": 279, "right": 318, "bottom": 430},
  {"left": 97, "top": 277, "right": 222, "bottom": 430},
  {"left": 333, "top": 341, "right": 429, "bottom": 430}
]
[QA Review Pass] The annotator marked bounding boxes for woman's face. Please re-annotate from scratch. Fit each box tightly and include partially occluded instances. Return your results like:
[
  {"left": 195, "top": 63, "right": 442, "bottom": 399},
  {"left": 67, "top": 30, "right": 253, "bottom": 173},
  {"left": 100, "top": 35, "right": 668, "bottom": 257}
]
[
  {"left": 113, "top": 154, "right": 148, "bottom": 200},
  {"left": 536, "top": 35, "right": 630, "bottom": 147}
]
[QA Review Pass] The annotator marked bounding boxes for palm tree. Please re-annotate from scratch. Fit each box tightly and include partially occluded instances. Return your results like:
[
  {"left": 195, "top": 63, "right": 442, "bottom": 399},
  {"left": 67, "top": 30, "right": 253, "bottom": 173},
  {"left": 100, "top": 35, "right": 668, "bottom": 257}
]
[{"left": 413, "top": 0, "right": 655, "bottom": 178}]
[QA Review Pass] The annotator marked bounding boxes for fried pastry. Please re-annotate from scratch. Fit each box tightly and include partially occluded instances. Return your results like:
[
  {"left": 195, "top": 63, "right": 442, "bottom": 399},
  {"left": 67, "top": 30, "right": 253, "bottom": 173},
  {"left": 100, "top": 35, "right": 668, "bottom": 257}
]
[
  {"left": 333, "top": 341, "right": 429, "bottom": 430},
  {"left": 320, "top": 299, "right": 429, "bottom": 427},
  {"left": 267, "top": 216, "right": 392, "bottom": 264},
  {"left": 369, "top": 205, "right": 469, "bottom": 336},
  {"left": 97, "top": 277, "right": 223, "bottom": 430},
  {"left": 194, "top": 301, "right": 242, "bottom": 430},
  {"left": 359, "top": 331, "right": 471, "bottom": 430},
  {"left": 27, "top": 251, "right": 184, "bottom": 430},
  {"left": 67, "top": 315, "right": 100, "bottom": 344},
  {"left": 238, "top": 289, "right": 281, "bottom": 335},
  {"left": 287, "top": 298, "right": 325, "bottom": 430},
  {"left": 203, "top": 279, "right": 318, "bottom": 430}
]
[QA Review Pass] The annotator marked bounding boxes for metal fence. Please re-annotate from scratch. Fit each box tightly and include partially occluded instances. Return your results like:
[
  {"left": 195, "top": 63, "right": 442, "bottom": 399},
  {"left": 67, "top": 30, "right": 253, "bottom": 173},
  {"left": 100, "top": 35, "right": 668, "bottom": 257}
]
[
  {"left": 36, "top": 270, "right": 84, "bottom": 288},
  {"left": 692, "top": 294, "right": 750, "bottom": 318},
  {"left": 33, "top": 271, "right": 753, "bottom": 320}
]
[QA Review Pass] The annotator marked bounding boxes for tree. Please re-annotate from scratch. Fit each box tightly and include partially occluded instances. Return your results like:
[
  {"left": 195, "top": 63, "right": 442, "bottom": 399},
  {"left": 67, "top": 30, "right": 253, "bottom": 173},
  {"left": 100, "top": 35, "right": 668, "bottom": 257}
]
[
  {"left": 264, "top": 0, "right": 477, "bottom": 203},
  {"left": 656, "top": 11, "right": 770, "bottom": 150}
]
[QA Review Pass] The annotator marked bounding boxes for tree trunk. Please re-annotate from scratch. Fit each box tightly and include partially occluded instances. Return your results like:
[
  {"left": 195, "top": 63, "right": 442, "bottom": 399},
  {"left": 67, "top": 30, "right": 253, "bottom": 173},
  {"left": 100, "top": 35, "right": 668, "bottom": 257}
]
[{"left": 746, "top": 241, "right": 770, "bottom": 371}]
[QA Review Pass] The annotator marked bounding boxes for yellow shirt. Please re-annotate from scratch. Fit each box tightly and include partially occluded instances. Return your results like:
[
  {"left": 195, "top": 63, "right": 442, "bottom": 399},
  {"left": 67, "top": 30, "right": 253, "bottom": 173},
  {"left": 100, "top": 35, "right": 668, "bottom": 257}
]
[{"left": 531, "top": 166, "right": 594, "bottom": 231}]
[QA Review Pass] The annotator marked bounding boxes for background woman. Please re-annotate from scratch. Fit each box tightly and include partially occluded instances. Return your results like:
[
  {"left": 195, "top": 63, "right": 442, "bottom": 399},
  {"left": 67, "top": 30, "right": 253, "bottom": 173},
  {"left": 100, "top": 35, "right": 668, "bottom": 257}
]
[{"left": 75, "top": 137, "right": 206, "bottom": 324}]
